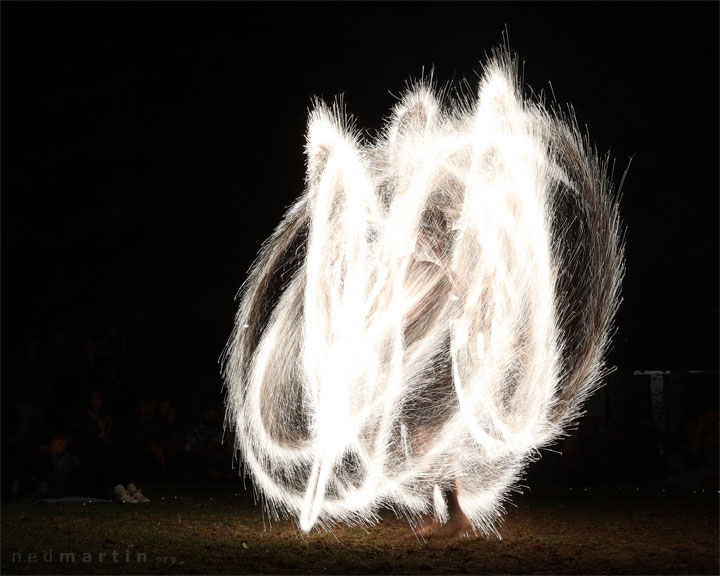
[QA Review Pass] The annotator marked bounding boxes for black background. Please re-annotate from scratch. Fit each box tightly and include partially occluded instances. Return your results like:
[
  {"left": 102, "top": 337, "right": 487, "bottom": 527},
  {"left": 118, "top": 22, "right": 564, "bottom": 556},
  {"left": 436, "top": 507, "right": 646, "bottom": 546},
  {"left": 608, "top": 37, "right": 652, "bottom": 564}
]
[{"left": 2, "top": 2, "right": 718, "bottom": 415}]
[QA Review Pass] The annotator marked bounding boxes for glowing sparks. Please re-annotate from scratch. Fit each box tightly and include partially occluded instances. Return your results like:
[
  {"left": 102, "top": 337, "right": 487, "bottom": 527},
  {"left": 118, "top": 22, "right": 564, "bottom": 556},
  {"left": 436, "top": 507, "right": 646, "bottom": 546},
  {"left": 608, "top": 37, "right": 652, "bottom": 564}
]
[{"left": 222, "top": 50, "right": 624, "bottom": 536}]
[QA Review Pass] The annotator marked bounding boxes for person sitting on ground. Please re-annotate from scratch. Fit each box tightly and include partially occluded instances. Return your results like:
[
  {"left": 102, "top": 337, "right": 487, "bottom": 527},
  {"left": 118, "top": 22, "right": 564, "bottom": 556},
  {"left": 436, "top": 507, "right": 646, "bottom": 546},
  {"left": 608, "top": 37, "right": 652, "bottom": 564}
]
[{"left": 118, "top": 397, "right": 167, "bottom": 483}]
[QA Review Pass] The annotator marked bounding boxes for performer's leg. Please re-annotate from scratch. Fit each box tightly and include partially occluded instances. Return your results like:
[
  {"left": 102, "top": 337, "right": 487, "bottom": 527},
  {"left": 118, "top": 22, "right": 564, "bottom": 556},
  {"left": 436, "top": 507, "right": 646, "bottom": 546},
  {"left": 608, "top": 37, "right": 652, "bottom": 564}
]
[{"left": 417, "top": 482, "right": 472, "bottom": 539}]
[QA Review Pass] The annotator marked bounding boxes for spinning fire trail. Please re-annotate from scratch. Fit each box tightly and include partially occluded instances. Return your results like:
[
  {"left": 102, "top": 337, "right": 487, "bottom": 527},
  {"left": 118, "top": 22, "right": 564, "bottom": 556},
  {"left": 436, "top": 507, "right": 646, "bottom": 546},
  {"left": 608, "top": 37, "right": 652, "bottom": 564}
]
[{"left": 222, "top": 49, "right": 624, "bottom": 536}]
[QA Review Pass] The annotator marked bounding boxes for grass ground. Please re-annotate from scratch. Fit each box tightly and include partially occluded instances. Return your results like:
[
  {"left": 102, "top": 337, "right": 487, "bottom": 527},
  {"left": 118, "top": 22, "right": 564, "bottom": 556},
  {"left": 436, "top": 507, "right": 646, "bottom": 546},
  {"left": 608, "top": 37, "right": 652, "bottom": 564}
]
[{"left": 1, "top": 480, "right": 718, "bottom": 575}]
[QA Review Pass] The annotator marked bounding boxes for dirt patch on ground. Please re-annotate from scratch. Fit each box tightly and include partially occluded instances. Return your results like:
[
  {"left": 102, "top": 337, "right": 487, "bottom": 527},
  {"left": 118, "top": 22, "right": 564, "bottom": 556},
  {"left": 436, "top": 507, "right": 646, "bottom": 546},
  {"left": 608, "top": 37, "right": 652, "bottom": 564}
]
[{"left": 2, "top": 482, "right": 717, "bottom": 575}]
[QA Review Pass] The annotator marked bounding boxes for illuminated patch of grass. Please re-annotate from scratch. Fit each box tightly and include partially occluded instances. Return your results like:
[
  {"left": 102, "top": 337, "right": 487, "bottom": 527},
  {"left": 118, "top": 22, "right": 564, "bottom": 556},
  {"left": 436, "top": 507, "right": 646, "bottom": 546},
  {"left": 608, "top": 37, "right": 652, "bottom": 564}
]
[{"left": 1, "top": 483, "right": 717, "bottom": 575}]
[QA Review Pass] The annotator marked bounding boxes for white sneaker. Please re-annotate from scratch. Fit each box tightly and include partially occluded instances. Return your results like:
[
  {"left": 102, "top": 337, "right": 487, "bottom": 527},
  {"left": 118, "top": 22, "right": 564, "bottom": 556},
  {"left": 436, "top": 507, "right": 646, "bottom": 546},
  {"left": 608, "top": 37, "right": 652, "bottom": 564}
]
[
  {"left": 113, "top": 484, "right": 137, "bottom": 503},
  {"left": 126, "top": 483, "right": 150, "bottom": 503}
]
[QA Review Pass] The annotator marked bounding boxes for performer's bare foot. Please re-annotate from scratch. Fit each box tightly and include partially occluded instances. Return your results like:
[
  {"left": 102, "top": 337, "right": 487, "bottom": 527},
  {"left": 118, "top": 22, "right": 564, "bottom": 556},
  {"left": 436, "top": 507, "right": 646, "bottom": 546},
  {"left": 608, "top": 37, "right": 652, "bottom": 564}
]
[
  {"left": 413, "top": 488, "right": 472, "bottom": 541},
  {"left": 417, "top": 515, "right": 472, "bottom": 539}
]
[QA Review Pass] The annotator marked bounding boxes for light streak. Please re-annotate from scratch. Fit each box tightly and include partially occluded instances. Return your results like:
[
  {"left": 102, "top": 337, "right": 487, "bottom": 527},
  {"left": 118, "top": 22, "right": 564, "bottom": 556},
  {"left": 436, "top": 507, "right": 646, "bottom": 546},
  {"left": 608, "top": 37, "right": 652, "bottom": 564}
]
[{"left": 222, "top": 49, "right": 624, "bottom": 536}]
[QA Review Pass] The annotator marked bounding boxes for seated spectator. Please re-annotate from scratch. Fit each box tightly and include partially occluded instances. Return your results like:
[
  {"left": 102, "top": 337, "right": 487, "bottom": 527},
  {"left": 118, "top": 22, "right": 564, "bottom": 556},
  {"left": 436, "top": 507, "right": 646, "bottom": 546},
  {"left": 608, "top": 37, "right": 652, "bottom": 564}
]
[
  {"left": 157, "top": 398, "right": 184, "bottom": 457},
  {"left": 65, "top": 388, "right": 118, "bottom": 496},
  {"left": 118, "top": 397, "right": 167, "bottom": 482},
  {"left": 15, "top": 429, "right": 83, "bottom": 502},
  {"left": 184, "top": 406, "right": 233, "bottom": 480},
  {"left": 8, "top": 331, "right": 52, "bottom": 471}
]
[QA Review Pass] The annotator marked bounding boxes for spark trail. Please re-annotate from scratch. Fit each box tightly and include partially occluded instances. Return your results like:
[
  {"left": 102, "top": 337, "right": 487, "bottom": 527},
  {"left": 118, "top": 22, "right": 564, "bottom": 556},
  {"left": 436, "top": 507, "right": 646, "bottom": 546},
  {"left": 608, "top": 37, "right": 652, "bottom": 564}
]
[{"left": 222, "top": 49, "right": 624, "bottom": 536}]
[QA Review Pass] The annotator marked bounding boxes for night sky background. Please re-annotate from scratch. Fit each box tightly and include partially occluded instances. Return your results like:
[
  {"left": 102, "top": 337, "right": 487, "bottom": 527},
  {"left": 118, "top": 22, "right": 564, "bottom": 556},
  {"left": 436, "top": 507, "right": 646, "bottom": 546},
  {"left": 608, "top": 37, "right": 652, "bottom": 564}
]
[{"left": 2, "top": 1, "right": 718, "bottom": 418}]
